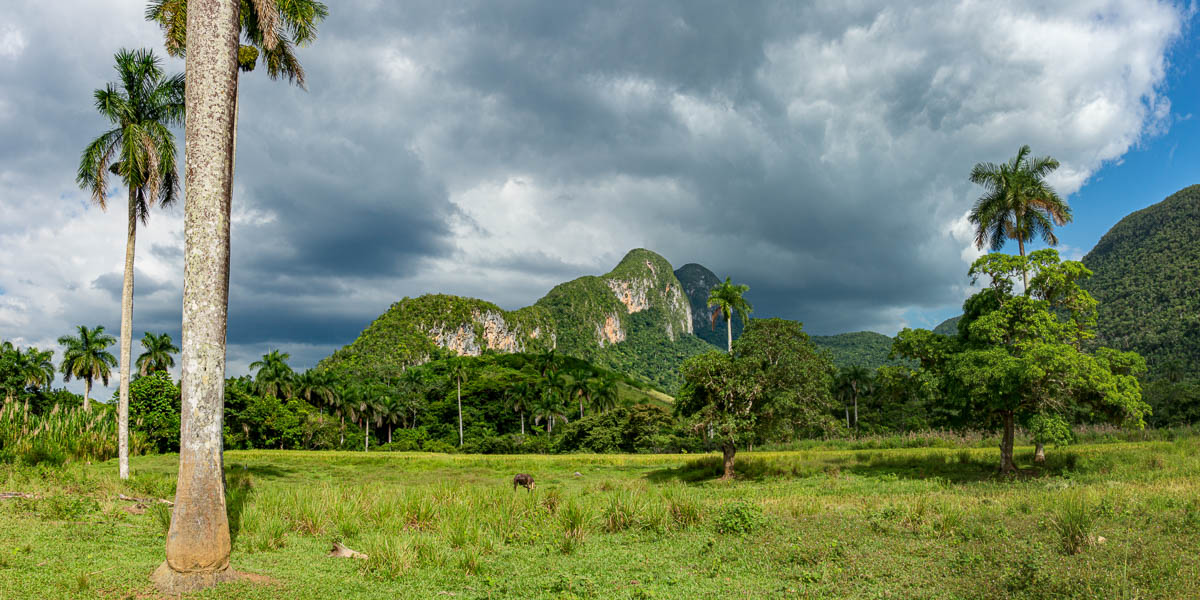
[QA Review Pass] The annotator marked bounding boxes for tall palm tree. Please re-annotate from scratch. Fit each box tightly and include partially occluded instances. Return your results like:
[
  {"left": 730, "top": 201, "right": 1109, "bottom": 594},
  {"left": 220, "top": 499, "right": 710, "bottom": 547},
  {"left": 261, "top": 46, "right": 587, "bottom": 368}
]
[
  {"left": 378, "top": 392, "right": 403, "bottom": 445},
  {"left": 13, "top": 348, "right": 55, "bottom": 410},
  {"left": 136, "top": 332, "right": 180, "bottom": 375},
  {"left": 249, "top": 349, "right": 295, "bottom": 398},
  {"left": 707, "top": 277, "right": 753, "bottom": 352},
  {"left": 57, "top": 325, "right": 118, "bottom": 412},
  {"left": 508, "top": 382, "right": 533, "bottom": 435},
  {"left": 78, "top": 48, "right": 184, "bottom": 481},
  {"left": 535, "top": 371, "right": 569, "bottom": 434},
  {"left": 568, "top": 369, "right": 594, "bottom": 419},
  {"left": 448, "top": 358, "right": 469, "bottom": 447},
  {"left": 835, "top": 366, "right": 873, "bottom": 431},
  {"left": 968, "top": 145, "right": 1072, "bottom": 290},
  {"left": 294, "top": 369, "right": 336, "bottom": 407},
  {"left": 155, "top": 1, "right": 240, "bottom": 590},
  {"left": 592, "top": 375, "right": 620, "bottom": 414}
]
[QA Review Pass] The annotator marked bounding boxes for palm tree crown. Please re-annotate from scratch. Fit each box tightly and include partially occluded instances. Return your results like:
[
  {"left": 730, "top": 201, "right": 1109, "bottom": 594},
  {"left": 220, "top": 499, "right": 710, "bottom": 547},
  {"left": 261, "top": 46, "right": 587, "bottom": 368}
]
[
  {"left": 707, "top": 277, "right": 753, "bottom": 352},
  {"left": 58, "top": 325, "right": 118, "bottom": 412},
  {"left": 968, "top": 145, "right": 1071, "bottom": 289},
  {"left": 250, "top": 349, "right": 296, "bottom": 398},
  {"left": 77, "top": 48, "right": 184, "bottom": 216},
  {"left": 147, "top": 0, "right": 329, "bottom": 88},
  {"left": 136, "top": 332, "right": 180, "bottom": 375}
]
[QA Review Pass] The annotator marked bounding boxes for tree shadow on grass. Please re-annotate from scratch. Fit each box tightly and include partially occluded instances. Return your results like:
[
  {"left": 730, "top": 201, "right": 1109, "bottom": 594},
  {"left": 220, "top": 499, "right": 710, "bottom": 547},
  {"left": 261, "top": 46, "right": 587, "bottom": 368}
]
[
  {"left": 646, "top": 449, "right": 1083, "bottom": 485},
  {"left": 223, "top": 469, "right": 255, "bottom": 545}
]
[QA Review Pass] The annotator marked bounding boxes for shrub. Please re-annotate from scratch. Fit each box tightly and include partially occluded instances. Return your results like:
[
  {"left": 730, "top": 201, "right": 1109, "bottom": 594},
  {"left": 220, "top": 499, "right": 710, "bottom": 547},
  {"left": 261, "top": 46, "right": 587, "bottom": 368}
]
[{"left": 714, "top": 500, "right": 764, "bottom": 535}]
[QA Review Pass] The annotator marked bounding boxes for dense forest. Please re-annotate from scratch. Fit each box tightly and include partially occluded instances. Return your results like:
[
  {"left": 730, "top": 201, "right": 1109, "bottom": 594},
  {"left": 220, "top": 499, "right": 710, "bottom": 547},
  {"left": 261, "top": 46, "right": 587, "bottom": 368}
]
[{"left": 1082, "top": 184, "right": 1200, "bottom": 379}]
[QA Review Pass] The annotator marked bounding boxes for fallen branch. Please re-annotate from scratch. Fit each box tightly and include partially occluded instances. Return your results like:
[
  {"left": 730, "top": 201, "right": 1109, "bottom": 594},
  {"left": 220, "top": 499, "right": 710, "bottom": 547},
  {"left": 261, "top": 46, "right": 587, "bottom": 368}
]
[
  {"left": 118, "top": 493, "right": 173, "bottom": 506},
  {"left": 0, "top": 492, "right": 37, "bottom": 500},
  {"left": 328, "top": 542, "right": 368, "bottom": 560}
]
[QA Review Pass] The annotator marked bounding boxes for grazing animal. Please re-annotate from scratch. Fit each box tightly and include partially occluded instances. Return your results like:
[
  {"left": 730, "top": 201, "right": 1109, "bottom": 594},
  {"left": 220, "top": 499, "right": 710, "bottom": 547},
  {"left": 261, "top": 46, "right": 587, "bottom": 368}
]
[{"left": 513, "top": 473, "right": 535, "bottom": 492}]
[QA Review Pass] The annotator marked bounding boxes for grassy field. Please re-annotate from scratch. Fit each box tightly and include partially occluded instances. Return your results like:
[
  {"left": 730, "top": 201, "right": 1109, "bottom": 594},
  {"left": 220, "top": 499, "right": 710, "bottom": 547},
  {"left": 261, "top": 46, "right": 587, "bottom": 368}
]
[{"left": 2, "top": 440, "right": 1199, "bottom": 599}]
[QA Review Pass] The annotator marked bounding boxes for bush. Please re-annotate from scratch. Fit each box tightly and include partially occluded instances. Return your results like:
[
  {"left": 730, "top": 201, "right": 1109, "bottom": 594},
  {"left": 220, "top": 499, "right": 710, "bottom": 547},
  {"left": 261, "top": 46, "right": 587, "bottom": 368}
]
[
  {"left": 714, "top": 500, "right": 764, "bottom": 535},
  {"left": 422, "top": 439, "right": 457, "bottom": 454}
]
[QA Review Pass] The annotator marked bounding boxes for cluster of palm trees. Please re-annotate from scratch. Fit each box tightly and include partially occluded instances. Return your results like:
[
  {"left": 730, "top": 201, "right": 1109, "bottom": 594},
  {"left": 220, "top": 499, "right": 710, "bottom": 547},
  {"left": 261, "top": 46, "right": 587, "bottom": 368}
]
[
  {"left": 1, "top": 327, "right": 179, "bottom": 413},
  {"left": 504, "top": 350, "right": 622, "bottom": 441}
]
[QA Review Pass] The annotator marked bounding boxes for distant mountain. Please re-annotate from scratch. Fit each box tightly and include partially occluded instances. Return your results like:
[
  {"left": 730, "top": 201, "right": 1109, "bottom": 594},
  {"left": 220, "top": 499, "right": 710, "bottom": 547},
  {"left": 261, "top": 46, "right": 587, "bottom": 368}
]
[
  {"left": 933, "top": 316, "right": 961, "bottom": 337},
  {"left": 810, "top": 331, "right": 907, "bottom": 370},
  {"left": 320, "top": 249, "right": 712, "bottom": 392},
  {"left": 673, "top": 263, "right": 744, "bottom": 349},
  {"left": 1082, "top": 185, "right": 1200, "bottom": 379}
]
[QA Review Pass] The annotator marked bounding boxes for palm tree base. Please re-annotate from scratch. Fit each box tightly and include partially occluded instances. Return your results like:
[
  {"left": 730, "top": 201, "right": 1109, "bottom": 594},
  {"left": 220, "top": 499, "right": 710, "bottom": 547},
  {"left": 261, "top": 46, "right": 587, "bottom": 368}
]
[{"left": 150, "top": 561, "right": 242, "bottom": 594}]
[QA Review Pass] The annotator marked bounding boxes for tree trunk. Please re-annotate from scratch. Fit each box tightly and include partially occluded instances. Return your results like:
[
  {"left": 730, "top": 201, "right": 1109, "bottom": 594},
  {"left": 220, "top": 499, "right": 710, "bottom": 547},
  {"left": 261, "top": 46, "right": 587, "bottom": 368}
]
[
  {"left": 721, "top": 443, "right": 736, "bottom": 480},
  {"left": 579, "top": 398, "right": 584, "bottom": 420},
  {"left": 457, "top": 379, "right": 463, "bottom": 447},
  {"left": 364, "top": 420, "right": 369, "bottom": 452},
  {"left": 726, "top": 315, "right": 733, "bottom": 353},
  {"left": 154, "top": 0, "right": 240, "bottom": 591},
  {"left": 339, "top": 415, "right": 344, "bottom": 446},
  {"left": 388, "top": 425, "right": 392, "bottom": 445},
  {"left": 520, "top": 412, "right": 525, "bottom": 435},
  {"left": 845, "top": 406, "right": 850, "bottom": 429},
  {"left": 1034, "top": 443, "right": 1046, "bottom": 463},
  {"left": 1018, "top": 237, "right": 1028, "bottom": 292},
  {"left": 999, "top": 411, "right": 1017, "bottom": 474},
  {"left": 83, "top": 378, "right": 92, "bottom": 413},
  {"left": 853, "top": 395, "right": 858, "bottom": 431},
  {"left": 118, "top": 186, "right": 137, "bottom": 480}
]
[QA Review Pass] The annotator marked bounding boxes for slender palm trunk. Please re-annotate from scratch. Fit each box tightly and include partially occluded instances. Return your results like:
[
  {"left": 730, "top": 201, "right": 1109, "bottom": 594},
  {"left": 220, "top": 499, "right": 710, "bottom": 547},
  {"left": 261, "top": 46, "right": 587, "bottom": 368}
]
[
  {"left": 457, "top": 379, "right": 463, "bottom": 448},
  {"left": 726, "top": 314, "right": 733, "bottom": 353},
  {"left": 118, "top": 187, "right": 137, "bottom": 480},
  {"left": 845, "top": 405, "right": 850, "bottom": 429},
  {"left": 388, "top": 425, "right": 392, "bottom": 445},
  {"left": 364, "top": 420, "right": 369, "bottom": 452},
  {"left": 520, "top": 412, "right": 525, "bottom": 435},
  {"left": 83, "top": 378, "right": 92, "bottom": 413},
  {"left": 155, "top": 0, "right": 240, "bottom": 590},
  {"left": 1018, "top": 237, "right": 1028, "bottom": 292},
  {"left": 579, "top": 398, "right": 584, "bottom": 419},
  {"left": 339, "top": 415, "right": 344, "bottom": 446}
]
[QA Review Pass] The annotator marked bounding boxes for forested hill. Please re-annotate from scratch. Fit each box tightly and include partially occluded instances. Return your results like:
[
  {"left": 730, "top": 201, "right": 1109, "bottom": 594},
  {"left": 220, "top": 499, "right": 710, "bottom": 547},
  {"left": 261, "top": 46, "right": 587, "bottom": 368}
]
[
  {"left": 1081, "top": 184, "right": 1200, "bottom": 379},
  {"left": 810, "top": 331, "right": 905, "bottom": 369},
  {"left": 320, "top": 249, "right": 712, "bottom": 392}
]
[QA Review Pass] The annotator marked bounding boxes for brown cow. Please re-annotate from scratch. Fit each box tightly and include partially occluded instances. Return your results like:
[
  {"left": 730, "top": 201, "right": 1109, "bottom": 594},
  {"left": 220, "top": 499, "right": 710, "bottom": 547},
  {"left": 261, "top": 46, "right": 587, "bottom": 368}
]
[{"left": 512, "top": 473, "right": 535, "bottom": 492}]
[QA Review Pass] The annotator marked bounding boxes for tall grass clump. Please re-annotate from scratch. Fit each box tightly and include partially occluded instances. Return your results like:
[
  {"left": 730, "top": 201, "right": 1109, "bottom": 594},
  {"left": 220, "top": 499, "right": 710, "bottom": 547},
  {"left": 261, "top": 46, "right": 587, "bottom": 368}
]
[
  {"left": 662, "top": 485, "right": 703, "bottom": 528},
  {"left": 1052, "top": 493, "right": 1096, "bottom": 555},
  {"left": 559, "top": 501, "right": 590, "bottom": 554},
  {"left": 0, "top": 403, "right": 139, "bottom": 465}
]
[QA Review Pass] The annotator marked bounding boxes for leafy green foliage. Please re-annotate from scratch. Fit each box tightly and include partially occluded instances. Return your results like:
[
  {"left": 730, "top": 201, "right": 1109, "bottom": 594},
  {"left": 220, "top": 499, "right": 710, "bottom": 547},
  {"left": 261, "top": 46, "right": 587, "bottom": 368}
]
[
  {"left": 121, "top": 371, "right": 180, "bottom": 453},
  {"left": 678, "top": 319, "right": 836, "bottom": 475},
  {"left": 894, "top": 250, "right": 1150, "bottom": 471},
  {"left": 811, "top": 331, "right": 911, "bottom": 369},
  {"left": 713, "top": 500, "right": 765, "bottom": 535},
  {"left": 1081, "top": 184, "right": 1200, "bottom": 379}
]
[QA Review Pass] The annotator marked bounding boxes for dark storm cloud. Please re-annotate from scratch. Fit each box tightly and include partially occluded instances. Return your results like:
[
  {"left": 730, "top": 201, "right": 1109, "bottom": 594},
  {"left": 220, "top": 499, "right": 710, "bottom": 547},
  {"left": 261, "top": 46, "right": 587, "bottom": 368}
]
[{"left": 91, "top": 270, "right": 172, "bottom": 300}]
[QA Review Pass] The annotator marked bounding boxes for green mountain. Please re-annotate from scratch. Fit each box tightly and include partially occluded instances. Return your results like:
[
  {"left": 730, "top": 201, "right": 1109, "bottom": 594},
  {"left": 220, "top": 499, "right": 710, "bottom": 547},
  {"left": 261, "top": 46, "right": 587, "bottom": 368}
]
[
  {"left": 1081, "top": 184, "right": 1200, "bottom": 379},
  {"left": 933, "top": 316, "right": 961, "bottom": 336},
  {"left": 673, "top": 263, "right": 744, "bottom": 348},
  {"left": 320, "top": 249, "right": 711, "bottom": 392},
  {"left": 810, "top": 331, "right": 905, "bottom": 370}
]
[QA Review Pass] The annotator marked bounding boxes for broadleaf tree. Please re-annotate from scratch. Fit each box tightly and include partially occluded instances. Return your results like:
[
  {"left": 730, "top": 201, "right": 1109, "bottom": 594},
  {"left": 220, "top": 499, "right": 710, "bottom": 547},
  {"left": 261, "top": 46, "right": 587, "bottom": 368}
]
[{"left": 678, "top": 318, "right": 836, "bottom": 479}]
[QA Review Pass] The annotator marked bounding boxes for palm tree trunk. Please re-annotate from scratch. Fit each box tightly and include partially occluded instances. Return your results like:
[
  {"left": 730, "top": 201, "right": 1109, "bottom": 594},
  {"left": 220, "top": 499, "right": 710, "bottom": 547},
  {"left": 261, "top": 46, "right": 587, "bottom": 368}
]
[
  {"left": 83, "top": 378, "right": 92, "bottom": 413},
  {"left": 520, "top": 412, "right": 525, "bottom": 435},
  {"left": 388, "top": 425, "right": 392, "bottom": 445},
  {"left": 1018, "top": 237, "right": 1028, "bottom": 292},
  {"left": 118, "top": 187, "right": 137, "bottom": 481},
  {"left": 339, "top": 415, "right": 344, "bottom": 446},
  {"left": 154, "top": 0, "right": 240, "bottom": 591},
  {"left": 726, "top": 314, "right": 733, "bottom": 353},
  {"left": 364, "top": 420, "right": 369, "bottom": 452},
  {"left": 457, "top": 379, "right": 463, "bottom": 448},
  {"left": 579, "top": 398, "right": 584, "bottom": 420}
]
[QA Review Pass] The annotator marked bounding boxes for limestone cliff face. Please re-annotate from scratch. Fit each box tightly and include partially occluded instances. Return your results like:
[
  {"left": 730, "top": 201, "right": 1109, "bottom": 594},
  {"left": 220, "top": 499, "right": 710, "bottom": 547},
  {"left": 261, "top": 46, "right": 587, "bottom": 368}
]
[{"left": 429, "top": 309, "right": 548, "bottom": 356}]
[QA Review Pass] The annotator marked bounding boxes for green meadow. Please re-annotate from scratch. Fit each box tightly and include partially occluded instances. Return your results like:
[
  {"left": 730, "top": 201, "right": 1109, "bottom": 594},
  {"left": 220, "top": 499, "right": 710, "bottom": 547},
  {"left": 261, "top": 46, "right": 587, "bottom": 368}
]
[{"left": 3, "top": 439, "right": 1199, "bottom": 599}]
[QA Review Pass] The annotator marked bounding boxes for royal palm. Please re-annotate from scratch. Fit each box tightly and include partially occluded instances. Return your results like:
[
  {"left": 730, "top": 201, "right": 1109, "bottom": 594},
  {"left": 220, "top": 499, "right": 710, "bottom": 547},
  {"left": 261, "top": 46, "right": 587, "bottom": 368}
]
[
  {"left": 78, "top": 49, "right": 184, "bottom": 480},
  {"left": 57, "top": 325, "right": 118, "bottom": 412},
  {"left": 968, "top": 145, "right": 1071, "bottom": 289},
  {"left": 707, "top": 277, "right": 753, "bottom": 352},
  {"left": 136, "top": 332, "right": 179, "bottom": 375}
]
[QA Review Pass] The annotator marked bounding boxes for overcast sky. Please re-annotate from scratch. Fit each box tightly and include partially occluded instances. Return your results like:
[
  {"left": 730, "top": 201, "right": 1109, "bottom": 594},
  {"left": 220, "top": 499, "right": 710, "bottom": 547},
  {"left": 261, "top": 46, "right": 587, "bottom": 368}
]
[{"left": 2, "top": 1, "right": 1198, "bottom": 398}]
